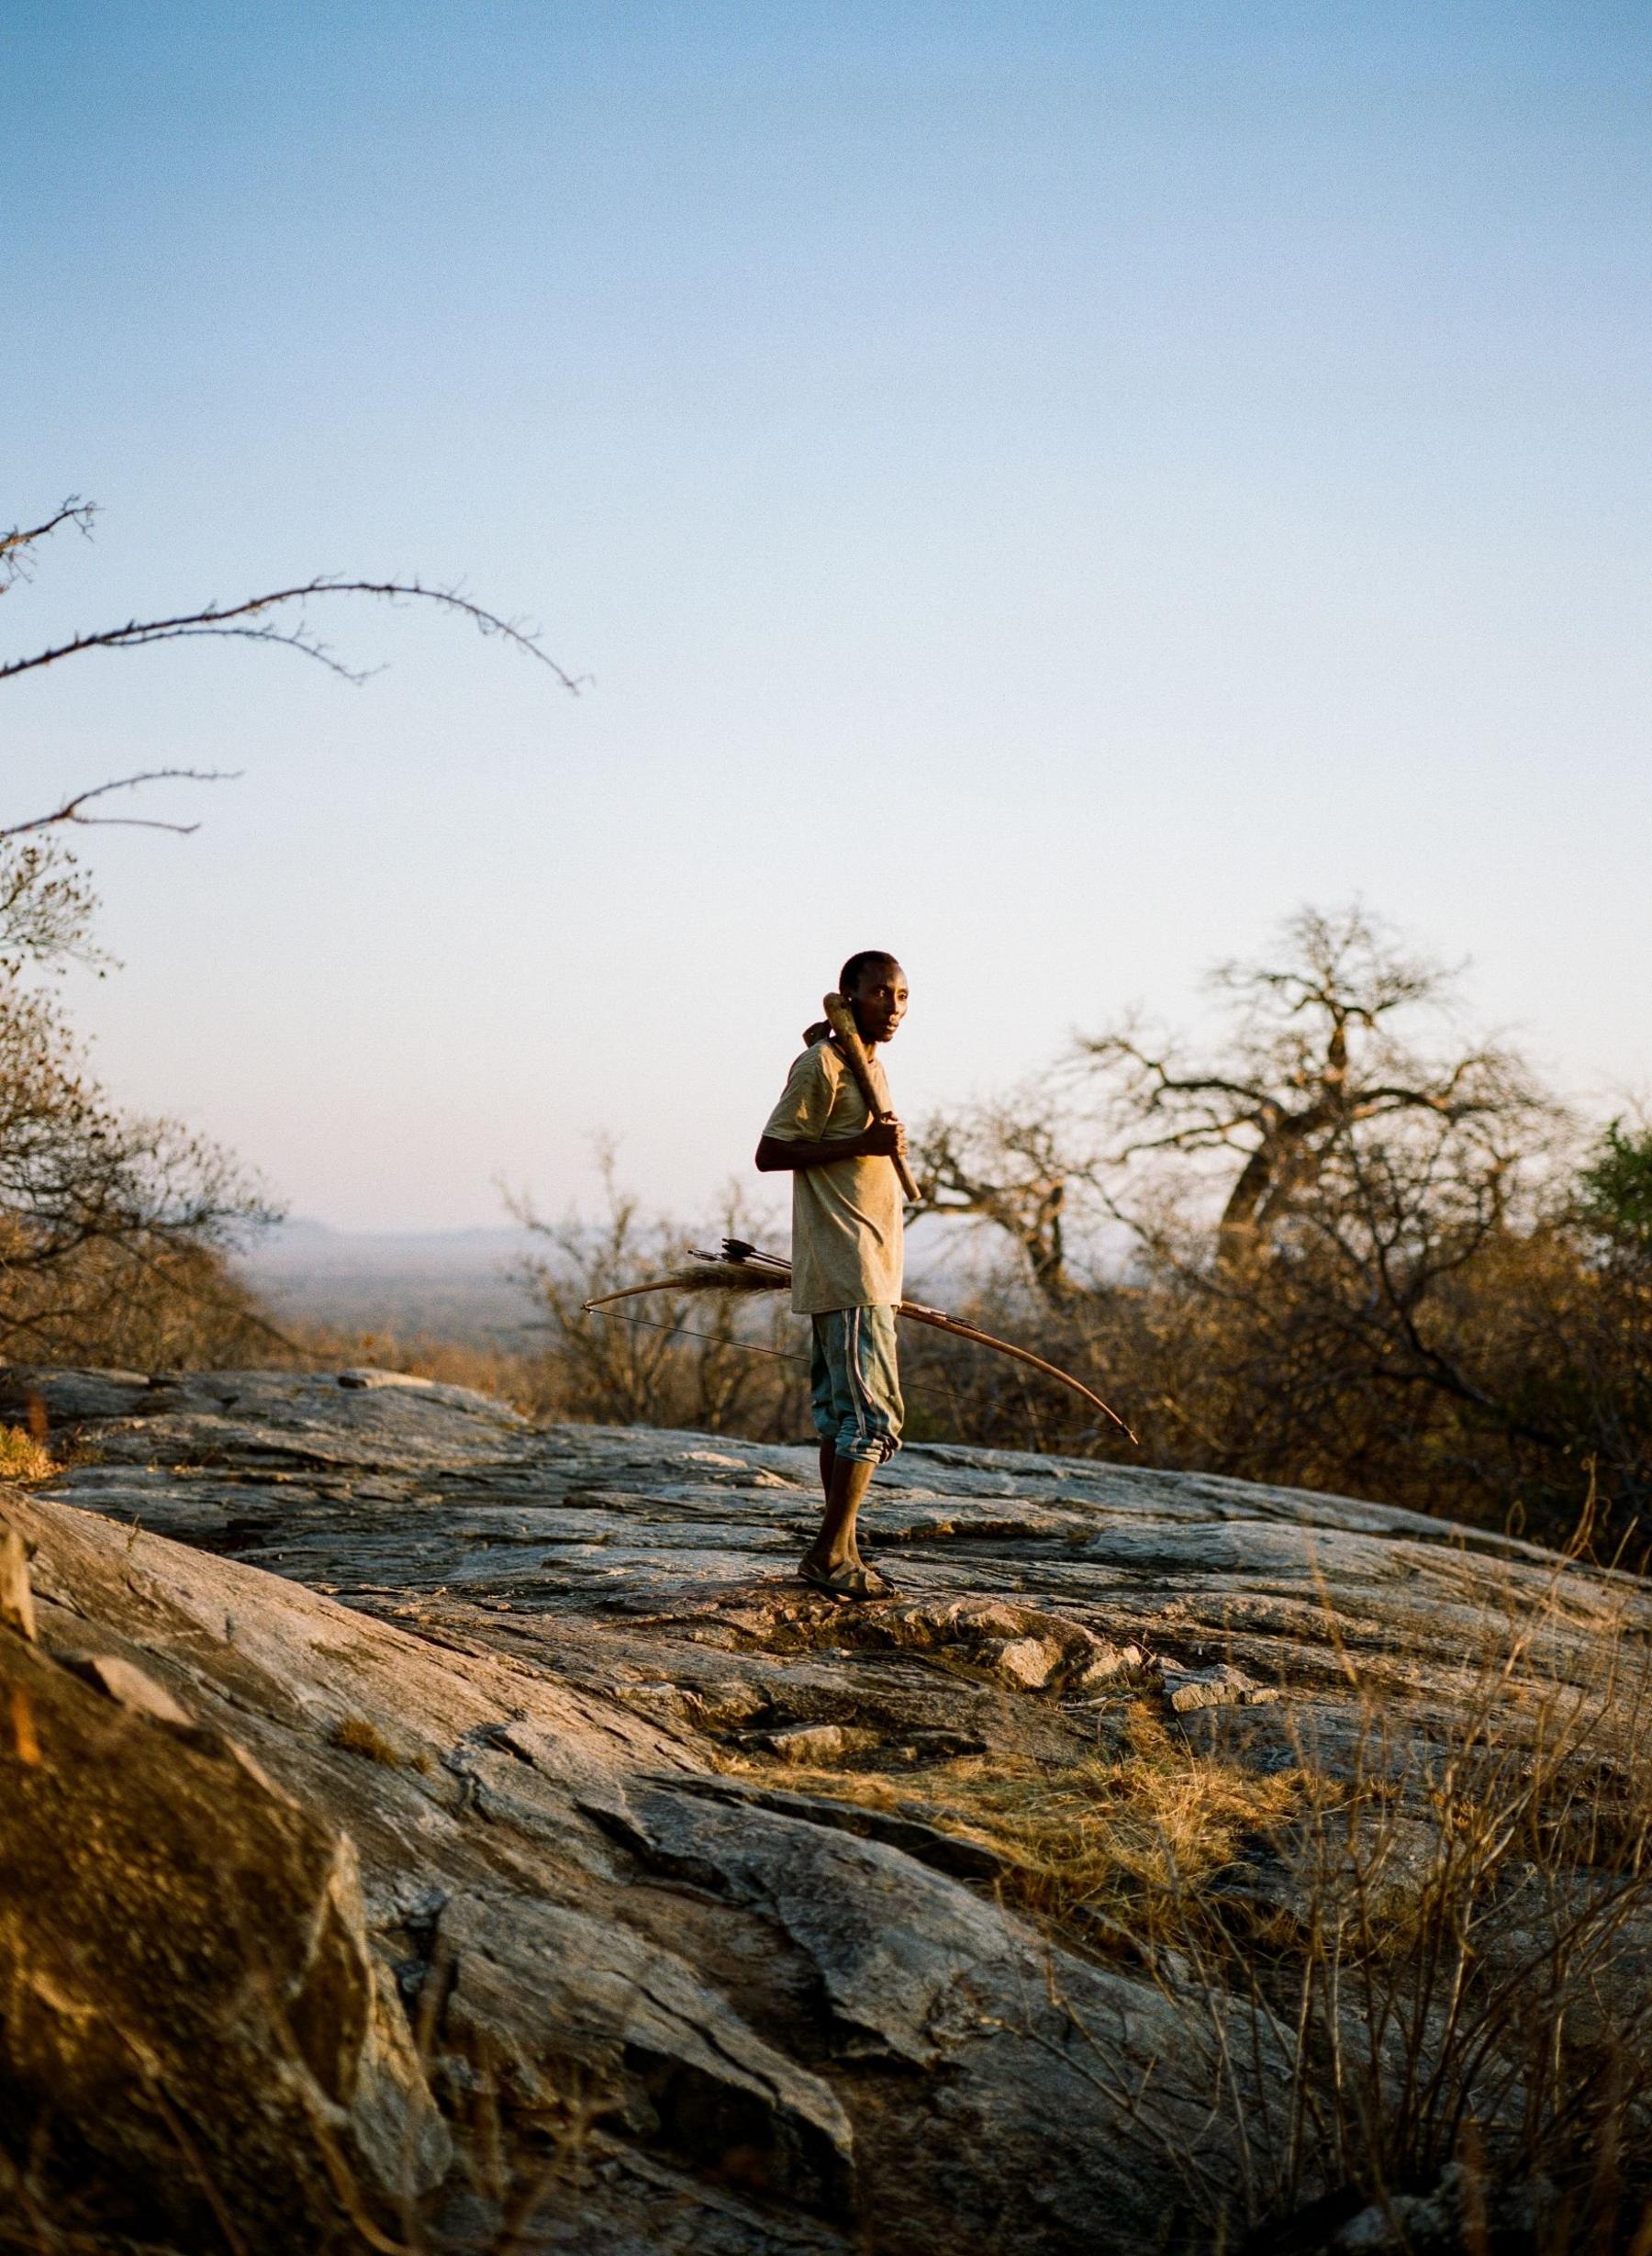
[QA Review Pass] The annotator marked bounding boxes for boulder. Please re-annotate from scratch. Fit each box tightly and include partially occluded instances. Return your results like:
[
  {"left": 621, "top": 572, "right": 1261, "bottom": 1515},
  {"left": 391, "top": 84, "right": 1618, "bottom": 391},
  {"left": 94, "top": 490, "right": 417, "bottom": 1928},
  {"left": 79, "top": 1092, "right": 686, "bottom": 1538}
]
[
  {"left": 1, "top": 1367, "right": 1646, "bottom": 2251},
  {"left": 0, "top": 1590, "right": 447, "bottom": 2250}
]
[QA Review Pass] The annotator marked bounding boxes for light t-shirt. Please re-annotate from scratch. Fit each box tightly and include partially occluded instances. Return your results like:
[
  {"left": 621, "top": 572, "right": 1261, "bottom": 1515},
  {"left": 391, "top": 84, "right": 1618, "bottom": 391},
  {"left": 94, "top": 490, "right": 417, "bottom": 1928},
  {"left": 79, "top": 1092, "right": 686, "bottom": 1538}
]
[{"left": 762, "top": 1039, "right": 905, "bottom": 1314}]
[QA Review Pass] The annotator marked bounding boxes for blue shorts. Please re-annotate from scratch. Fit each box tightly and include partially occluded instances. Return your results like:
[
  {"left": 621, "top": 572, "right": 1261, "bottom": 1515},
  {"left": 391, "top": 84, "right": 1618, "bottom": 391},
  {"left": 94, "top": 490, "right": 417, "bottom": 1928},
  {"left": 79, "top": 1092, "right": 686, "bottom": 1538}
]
[{"left": 809, "top": 1305, "right": 903, "bottom": 1465}]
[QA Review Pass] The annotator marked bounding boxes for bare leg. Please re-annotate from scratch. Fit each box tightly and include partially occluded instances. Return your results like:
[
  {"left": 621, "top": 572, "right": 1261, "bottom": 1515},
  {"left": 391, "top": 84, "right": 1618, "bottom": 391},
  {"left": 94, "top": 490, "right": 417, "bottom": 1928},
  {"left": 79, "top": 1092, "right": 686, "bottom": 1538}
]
[{"left": 802, "top": 1452, "right": 876, "bottom": 1575}]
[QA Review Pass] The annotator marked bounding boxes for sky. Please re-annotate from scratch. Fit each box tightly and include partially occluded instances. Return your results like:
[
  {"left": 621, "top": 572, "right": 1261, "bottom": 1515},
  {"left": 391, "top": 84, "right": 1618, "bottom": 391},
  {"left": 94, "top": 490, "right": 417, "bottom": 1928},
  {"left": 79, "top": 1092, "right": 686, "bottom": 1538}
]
[{"left": 5, "top": 1, "right": 1648, "bottom": 1231}]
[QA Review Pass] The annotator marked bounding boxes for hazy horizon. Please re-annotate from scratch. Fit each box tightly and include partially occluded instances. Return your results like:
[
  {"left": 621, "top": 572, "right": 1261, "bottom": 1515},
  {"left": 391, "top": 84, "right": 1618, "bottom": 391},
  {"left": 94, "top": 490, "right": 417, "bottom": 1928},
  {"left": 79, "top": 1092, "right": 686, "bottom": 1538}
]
[{"left": 8, "top": 3, "right": 1647, "bottom": 1228}]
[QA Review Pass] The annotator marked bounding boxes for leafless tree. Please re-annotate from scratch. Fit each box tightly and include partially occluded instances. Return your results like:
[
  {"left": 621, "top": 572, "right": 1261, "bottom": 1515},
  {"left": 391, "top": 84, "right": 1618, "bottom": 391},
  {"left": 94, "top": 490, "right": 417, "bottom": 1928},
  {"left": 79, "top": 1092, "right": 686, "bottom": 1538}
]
[
  {"left": 916, "top": 911, "right": 1549, "bottom": 1305},
  {"left": 1082, "top": 906, "right": 1551, "bottom": 1267},
  {"left": 508, "top": 1151, "right": 802, "bottom": 1437},
  {"left": 914, "top": 1086, "right": 1097, "bottom": 1301}
]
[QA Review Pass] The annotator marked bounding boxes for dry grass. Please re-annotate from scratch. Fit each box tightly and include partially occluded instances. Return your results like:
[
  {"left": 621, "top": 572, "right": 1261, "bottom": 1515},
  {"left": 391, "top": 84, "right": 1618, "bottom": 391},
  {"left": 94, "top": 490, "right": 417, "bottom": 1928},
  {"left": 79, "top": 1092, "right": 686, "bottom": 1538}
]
[
  {"left": 1213, "top": 1584, "right": 1652, "bottom": 2250},
  {"left": 953, "top": 1707, "right": 1305, "bottom": 1934},
  {"left": 274, "top": 1325, "right": 554, "bottom": 1417},
  {"left": 330, "top": 1714, "right": 406, "bottom": 1768},
  {"left": 1181, "top": 1579, "right": 1652, "bottom": 2249},
  {"left": 731, "top": 1532, "right": 1652, "bottom": 2250},
  {"left": 0, "top": 1424, "right": 58, "bottom": 1484},
  {"left": 737, "top": 1700, "right": 1309, "bottom": 1955}
]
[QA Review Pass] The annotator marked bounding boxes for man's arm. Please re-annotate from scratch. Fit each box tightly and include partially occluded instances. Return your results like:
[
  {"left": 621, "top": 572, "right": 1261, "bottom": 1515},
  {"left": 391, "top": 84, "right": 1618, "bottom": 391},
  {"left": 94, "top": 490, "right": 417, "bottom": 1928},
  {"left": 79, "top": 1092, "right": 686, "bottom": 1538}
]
[{"left": 755, "top": 1120, "right": 908, "bottom": 1173}]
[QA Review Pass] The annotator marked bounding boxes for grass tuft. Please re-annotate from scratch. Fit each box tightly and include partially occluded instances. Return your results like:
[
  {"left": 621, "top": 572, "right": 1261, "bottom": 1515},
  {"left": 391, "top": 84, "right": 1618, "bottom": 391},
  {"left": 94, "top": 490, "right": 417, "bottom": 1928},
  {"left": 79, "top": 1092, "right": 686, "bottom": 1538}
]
[
  {"left": 737, "top": 1700, "right": 1308, "bottom": 1951},
  {"left": 329, "top": 1714, "right": 404, "bottom": 1768},
  {"left": 0, "top": 1425, "right": 58, "bottom": 1484}
]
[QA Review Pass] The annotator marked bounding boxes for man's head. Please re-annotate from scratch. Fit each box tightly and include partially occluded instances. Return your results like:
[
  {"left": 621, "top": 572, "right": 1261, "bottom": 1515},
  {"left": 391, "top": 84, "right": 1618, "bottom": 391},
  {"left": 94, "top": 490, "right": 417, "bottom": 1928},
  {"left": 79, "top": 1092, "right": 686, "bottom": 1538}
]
[{"left": 839, "top": 951, "right": 909, "bottom": 1046}]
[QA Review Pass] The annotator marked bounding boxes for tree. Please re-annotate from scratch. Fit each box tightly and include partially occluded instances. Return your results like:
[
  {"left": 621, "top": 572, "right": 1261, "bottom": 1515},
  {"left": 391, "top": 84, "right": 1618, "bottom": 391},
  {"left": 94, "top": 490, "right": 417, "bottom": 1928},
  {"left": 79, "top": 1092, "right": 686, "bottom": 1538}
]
[
  {"left": 914, "top": 1085, "right": 1092, "bottom": 1301},
  {"left": 905, "top": 907, "right": 1617, "bottom": 1531},
  {"left": 508, "top": 1151, "right": 801, "bottom": 1436},
  {"left": 914, "top": 910, "right": 1550, "bottom": 1308},
  {"left": 1576, "top": 1120, "right": 1652, "bottom": 1261},
  {"left": 1081, "top": 905, "right": 1548, "bottom": 1268},
  {"left": 0, "top": 493, "right": 575, "bottom": 1366},
  {"left": 0, "top": 831, "right": 277, "bottom": 1361}
]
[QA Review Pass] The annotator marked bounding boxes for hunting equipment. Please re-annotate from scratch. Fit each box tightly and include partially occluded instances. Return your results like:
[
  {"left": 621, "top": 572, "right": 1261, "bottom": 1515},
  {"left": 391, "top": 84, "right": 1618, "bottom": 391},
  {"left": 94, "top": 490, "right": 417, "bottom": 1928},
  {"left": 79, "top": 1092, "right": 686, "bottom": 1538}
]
[{"left": 585, "top": 1240, "right": 1137, "bottom": 1442}]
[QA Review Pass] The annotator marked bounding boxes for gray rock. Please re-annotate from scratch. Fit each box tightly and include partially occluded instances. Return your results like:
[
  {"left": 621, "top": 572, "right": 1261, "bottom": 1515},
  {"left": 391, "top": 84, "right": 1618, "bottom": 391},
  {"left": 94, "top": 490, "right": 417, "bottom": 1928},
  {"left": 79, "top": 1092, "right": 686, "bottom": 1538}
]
[
  {"left": 1162, "top": 1659, "right": 1278, "bottom": 1713},
  {"left": 5, "top": 1366, "right": 1648, "bottom": 2252},
  {"left": 765, "top": 1721, "right": 879, "bottom": 1764},
  {"left": 987, "top": 1633, "right": 1065, "bottom": 1688},
  {"left": 435, "top": 1891, "right": 854, "bottom": 2213},
  {"left": 55, "top": 1647, "right": 195, "bottom": 1725},
  {"left": 0, "top": 1604, "right": 449, "bottom": 2250}
]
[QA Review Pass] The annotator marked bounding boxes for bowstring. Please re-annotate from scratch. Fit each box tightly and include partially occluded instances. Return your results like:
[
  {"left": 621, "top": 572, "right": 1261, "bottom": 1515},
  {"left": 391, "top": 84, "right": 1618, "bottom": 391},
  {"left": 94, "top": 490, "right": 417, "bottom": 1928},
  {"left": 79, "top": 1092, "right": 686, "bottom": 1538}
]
[
  {"left": 586, "top": 1303, "right": 804, "bottom": 1363},
  {"left": 583, "top": 1301, "right": 960, "bottom": 1408}
]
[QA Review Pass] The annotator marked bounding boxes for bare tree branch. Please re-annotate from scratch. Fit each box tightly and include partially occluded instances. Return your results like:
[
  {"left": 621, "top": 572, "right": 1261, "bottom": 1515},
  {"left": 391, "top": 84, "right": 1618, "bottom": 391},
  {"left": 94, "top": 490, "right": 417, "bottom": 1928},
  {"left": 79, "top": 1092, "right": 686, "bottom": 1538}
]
[
  {"left": 913, "top": 1092, "right": 1098, "bottom": 1300},
  {"left": 1, "top": 574, "right": 583, "bottom": 692},
  {"left": 0, "top": 497, "right": 595, "bottom": 1368},
  {"left": 0, "top": 498, "right": 97, "bottom": 592},
  {"left": 0, "top": 769, "right": 240, "bottom": 842},
  {"left": 1068, "top": 910, "right": 1552, "bottom": 1260},
  {"left": 1, "top": 501, "right": 582, "bottom": 832}
]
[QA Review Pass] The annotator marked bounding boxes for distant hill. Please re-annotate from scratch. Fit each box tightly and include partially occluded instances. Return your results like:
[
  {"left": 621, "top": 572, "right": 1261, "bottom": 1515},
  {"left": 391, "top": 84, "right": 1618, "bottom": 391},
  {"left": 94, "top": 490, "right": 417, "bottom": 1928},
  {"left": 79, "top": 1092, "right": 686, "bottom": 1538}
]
[
  {"left": 236, "top": 1221, "right": 541, "bottom": 1342},
  {"left": 235, "top": 1213, "right": 1010, "bottom": 1346}
]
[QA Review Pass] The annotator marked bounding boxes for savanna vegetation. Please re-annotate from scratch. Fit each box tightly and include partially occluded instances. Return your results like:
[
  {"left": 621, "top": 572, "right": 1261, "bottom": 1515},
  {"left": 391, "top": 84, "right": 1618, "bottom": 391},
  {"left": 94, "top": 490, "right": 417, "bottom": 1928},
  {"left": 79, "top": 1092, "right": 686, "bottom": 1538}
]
[
  {"left": 0, "top": 846, "right": 1645, "bottom": 1562},
  {"left": 743, "top": 1516, "right": 1652, "bottom": 2254},
  {"left": 899, "top": 906, "right": 1652, "bottom": 1553},
  {"left": 6, "top": 491, "right": 1652, "bottom": 2250},
  {"left": 3, "top": 500, "right": 1646, "bottom": 1553},
  {"left": 464, "top": 906, "right": 1648, "bottom": 1559}
]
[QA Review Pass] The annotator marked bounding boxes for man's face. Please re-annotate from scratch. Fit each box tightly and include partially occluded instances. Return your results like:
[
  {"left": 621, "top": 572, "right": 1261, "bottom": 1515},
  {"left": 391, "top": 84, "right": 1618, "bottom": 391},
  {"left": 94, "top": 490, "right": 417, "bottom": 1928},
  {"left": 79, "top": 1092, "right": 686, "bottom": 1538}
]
[{"left": 849, "top": 960, "right": 909, "bottom": 1046}]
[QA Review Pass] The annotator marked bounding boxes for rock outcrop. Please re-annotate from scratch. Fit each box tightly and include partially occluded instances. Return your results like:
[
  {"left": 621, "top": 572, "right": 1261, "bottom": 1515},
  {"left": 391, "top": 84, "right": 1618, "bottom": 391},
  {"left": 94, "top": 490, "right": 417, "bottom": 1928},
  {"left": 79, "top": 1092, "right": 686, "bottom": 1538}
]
[{"left": 0, "top": 1367, "right": 1645, "bottom": 2252}]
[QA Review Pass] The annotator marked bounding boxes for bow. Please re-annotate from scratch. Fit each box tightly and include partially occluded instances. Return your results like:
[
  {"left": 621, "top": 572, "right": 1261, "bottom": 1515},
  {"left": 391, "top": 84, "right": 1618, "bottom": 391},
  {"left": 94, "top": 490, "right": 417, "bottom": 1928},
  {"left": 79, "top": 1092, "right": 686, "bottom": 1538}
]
[{"left": 584, "top": 1239, "right": 1137, "bottom": 1444}]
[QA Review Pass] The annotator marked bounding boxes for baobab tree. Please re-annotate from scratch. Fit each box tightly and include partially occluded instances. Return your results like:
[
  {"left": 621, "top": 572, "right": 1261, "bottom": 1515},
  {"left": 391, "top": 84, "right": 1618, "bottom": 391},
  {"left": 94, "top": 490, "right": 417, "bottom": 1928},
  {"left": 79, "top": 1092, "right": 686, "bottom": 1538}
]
[
  {"left": 915, "top": 1089, "right": 1089, "bottom": 1301},
  {"left": 1081, "top": 905, "right": 1548, "bottom": 1269},
  {"left": 913, "top": 907, "right": 1552, "bottom": 1303}
]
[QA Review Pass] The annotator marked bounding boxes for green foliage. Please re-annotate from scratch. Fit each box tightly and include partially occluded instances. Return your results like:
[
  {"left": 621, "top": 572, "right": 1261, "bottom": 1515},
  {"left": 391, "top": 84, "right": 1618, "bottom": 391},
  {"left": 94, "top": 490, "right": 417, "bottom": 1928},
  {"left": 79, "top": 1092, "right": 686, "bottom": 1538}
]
[{"left": 1577, "top": 1120, "right": 1652, "bottom": 1255}]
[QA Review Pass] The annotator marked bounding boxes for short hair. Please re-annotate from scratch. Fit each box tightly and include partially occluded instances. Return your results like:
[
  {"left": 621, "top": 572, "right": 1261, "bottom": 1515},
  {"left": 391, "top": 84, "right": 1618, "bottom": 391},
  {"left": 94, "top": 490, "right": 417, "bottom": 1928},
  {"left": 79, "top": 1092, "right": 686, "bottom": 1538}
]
[{"left": 839, "top": 950, "right": 902, "bottom": 994}]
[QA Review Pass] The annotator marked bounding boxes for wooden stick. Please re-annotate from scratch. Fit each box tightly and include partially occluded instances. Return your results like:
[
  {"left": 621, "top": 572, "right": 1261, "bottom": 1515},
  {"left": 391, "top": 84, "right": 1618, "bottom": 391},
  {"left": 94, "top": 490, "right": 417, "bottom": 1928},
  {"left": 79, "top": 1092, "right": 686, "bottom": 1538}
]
[{"left": 821, "top": 992, "right": 923, "bottom": 1203}]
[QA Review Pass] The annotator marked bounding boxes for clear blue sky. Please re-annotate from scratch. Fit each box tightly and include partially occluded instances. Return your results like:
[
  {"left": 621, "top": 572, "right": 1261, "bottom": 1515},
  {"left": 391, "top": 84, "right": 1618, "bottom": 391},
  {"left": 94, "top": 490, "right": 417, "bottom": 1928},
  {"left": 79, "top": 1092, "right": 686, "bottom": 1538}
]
[{"left": 6, "top": 2, "right": 1647, "bottom": 1228}]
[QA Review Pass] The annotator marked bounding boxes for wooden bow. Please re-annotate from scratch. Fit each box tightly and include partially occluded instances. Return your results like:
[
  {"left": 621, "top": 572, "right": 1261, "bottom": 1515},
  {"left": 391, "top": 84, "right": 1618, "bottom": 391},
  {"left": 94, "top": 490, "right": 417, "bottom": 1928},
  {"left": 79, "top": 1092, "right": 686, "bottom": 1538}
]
[{"left": 584, "top": 1240, "right": 1137, "bottom": 1444}]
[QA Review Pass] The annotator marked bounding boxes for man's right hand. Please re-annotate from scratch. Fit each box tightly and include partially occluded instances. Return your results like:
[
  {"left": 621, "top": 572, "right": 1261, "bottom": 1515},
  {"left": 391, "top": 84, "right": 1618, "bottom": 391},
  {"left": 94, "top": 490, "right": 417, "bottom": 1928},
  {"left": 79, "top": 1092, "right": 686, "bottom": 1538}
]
[
  {"left": 859, "top": 1118, "right": 908, "bottom": 1160},
  {"left": 754, "top": 1119, "right": 909, "bottom": 1174}
]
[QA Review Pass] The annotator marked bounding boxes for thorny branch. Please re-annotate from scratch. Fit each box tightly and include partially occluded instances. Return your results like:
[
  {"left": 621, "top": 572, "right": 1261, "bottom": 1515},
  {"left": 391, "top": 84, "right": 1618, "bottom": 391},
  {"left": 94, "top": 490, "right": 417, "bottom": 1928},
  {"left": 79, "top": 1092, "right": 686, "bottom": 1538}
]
[
  {"left": 0, "top": 498, "right": 97, "bottom": 590},
  {"left": 0, "top": 493, "right": 581, "bottom": 836},
  {"left": 0, "top": 769, "right": 240, "bottom": 841},
  {"left": 0, "top": 575, "right": 582, "bottom": 692}
]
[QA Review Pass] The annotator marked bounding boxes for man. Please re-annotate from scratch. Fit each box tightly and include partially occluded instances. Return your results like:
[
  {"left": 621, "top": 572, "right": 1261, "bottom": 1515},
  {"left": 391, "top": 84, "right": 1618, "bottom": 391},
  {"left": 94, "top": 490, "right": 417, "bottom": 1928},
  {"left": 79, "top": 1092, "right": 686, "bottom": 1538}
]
[{"left": 755, "top": 951, "right": 910, "bottom": 1601}]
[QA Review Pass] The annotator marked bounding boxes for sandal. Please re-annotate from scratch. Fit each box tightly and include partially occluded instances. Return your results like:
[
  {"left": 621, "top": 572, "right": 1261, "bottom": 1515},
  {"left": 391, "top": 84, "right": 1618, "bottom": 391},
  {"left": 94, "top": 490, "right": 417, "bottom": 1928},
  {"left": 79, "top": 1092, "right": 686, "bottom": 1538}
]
[{"left": 798, "top": 1558, "right": 898, "bottom": 1603}]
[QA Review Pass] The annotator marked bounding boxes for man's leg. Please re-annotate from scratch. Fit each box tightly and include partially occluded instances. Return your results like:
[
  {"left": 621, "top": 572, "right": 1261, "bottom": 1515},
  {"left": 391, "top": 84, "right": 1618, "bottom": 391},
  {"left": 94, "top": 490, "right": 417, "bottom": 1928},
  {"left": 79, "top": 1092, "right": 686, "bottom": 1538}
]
[
  {"left": 801, "top": 1309, "right": 900, "bottom": 1583},
  {"left": 816, "top": 1439, "right": 878, "bottom": 1567},
  {"left": 802, "top": 1447, "right": 876, "bottom": 1576}
]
